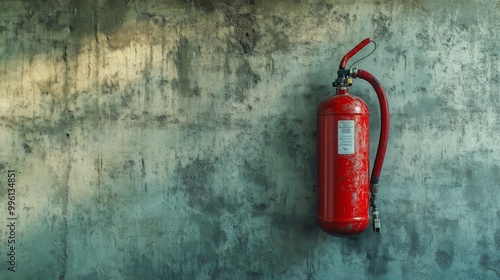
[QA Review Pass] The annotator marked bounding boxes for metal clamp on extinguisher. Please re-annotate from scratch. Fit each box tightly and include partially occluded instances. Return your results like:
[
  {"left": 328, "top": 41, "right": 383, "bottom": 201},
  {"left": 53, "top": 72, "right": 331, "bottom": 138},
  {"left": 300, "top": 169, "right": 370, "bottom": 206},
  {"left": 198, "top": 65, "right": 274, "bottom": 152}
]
[{"left": 317, "top": 38, "right": 390, "bottom": 237}]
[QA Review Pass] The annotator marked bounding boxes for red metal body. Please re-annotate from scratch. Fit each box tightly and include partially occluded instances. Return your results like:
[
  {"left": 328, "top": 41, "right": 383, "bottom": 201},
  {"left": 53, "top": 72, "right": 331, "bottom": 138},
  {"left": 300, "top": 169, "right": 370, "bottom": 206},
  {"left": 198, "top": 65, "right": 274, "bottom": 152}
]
[{"left": 317, "top": 89, "right": 370, "bottom": 236}]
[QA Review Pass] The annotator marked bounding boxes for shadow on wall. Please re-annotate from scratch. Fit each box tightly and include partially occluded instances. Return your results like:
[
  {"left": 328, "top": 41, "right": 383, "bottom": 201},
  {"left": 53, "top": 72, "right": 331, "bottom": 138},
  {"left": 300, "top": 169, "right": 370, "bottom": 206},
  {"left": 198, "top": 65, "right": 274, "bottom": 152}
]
[{"left": 0, "top": 1, "right": 334, "bottom": 279}]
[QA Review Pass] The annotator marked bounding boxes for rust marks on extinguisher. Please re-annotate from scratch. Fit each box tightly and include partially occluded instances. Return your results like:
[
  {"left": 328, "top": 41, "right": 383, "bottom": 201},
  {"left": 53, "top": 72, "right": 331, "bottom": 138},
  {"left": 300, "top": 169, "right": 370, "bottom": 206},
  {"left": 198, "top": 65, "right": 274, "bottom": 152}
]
[
  {"left": 351, "top": 192, "right": 358, "bottom": 207},
  {"left": 341, "top": 99, "right": 370, "bottom": 114}
]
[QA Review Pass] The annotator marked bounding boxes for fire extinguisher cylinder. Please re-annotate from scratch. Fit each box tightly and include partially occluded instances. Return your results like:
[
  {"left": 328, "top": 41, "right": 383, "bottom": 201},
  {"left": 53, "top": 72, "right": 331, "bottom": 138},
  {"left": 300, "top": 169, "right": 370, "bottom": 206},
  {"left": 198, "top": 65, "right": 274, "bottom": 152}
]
[{"left": 317, "top": 38, "right": 390, "bottom": 237}]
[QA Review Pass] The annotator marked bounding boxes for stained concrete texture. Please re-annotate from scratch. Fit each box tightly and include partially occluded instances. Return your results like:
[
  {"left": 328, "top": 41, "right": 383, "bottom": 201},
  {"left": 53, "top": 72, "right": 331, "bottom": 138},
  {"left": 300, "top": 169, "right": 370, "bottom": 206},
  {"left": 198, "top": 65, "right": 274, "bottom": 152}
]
[{"left": 0, "top": 0, "right": 499, "bottom": 279}]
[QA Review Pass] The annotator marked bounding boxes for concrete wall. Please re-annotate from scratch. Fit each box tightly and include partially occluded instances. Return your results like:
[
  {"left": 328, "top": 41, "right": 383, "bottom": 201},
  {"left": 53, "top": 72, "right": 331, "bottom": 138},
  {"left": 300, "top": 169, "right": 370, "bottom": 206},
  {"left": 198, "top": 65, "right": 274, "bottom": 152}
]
[{"left": 0, "top": 0, "right": 499, "bottom": 279}]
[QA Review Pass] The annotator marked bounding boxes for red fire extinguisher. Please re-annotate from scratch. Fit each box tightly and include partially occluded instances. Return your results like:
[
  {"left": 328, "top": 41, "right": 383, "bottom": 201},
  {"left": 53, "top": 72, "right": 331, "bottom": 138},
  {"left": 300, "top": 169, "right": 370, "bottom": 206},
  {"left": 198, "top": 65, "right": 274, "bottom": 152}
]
[{"left": 317, "top": 38, "right": 390, "bottom": 236}]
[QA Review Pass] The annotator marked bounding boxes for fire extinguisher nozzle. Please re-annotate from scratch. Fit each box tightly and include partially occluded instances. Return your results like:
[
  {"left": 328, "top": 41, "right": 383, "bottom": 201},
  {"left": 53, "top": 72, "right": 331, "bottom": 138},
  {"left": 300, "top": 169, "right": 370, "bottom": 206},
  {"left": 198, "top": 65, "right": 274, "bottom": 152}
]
[{"left": 372, "top": 210, "right": 381, "bottom": 233}]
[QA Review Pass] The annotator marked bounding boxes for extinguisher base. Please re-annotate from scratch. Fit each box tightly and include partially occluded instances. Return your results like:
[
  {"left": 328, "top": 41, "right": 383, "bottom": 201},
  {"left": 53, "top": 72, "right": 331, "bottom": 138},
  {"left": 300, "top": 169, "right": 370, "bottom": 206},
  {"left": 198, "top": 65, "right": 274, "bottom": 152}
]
[{"left": 317, "top": 216, "right": 370, "bottom": 237}]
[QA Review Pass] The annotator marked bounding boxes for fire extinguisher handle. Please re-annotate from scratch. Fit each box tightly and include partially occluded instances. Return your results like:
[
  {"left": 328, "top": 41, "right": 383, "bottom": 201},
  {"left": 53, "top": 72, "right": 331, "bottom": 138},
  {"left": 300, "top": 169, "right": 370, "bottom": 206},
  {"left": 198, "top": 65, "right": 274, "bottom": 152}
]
[{"left": 339, "top": 38, "right": 372, "bottom": 69}]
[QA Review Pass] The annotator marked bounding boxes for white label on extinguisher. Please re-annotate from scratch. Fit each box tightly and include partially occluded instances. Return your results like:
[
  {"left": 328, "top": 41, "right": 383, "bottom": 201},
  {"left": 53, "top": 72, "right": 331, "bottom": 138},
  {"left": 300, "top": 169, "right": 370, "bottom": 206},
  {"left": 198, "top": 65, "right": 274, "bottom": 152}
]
[{"left": 338, "top": 120, "right": 355, "bottom": 154}]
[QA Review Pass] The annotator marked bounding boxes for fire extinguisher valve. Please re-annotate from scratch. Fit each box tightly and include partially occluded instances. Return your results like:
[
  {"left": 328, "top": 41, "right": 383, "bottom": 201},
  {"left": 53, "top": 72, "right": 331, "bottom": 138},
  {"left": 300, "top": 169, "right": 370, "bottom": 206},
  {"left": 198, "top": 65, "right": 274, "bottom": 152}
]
[
  {"left": 333, "top": 77, "right": 352, "bottom": 88},
  {"left": 333, "top": 69, "right": 360, "bottom": 88},
  {"left": 337, "top": 69, "right": 351, "bottom": 76}
]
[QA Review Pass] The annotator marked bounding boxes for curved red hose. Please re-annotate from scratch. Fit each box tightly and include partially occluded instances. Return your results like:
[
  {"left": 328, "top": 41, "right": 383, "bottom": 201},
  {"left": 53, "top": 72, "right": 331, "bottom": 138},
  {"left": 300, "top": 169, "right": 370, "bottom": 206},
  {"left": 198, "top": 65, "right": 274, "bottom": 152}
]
[
  {"left": 357, "top": 70, "right": 390, "bottom": 184},
  {"left": 339, "top": 38, "right": 371, "bottom": 69}
]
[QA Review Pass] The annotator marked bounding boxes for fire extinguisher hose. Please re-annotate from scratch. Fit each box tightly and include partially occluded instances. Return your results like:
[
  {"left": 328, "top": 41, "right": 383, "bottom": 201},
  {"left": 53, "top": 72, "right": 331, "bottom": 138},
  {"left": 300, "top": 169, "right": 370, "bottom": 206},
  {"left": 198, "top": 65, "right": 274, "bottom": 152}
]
[{"left": 356, "top": 69, "right": 390, "bottom": 185}]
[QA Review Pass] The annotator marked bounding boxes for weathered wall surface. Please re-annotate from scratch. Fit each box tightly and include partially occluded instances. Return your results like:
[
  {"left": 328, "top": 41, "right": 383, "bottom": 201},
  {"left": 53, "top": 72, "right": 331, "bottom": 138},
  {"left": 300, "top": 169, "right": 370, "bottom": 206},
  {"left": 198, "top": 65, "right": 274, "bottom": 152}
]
[{"left": 0, "top": 0, "right": 499, "bottom": 279}]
